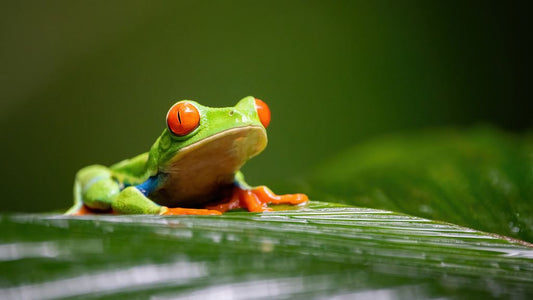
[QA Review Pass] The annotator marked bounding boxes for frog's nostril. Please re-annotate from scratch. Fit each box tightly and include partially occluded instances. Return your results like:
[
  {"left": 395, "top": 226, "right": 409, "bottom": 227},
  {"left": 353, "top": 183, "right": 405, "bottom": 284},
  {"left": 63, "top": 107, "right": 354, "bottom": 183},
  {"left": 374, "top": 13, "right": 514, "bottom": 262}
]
[{"left": 229, "top": 110, "right": 235, "bottom": 116}]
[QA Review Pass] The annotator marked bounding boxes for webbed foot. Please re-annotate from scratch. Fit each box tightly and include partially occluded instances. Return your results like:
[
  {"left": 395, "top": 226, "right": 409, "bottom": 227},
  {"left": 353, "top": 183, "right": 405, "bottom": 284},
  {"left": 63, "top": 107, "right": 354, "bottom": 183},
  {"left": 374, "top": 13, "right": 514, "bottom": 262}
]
[{"left": 206, "top": 186, "right": 308, "bottom": 213}]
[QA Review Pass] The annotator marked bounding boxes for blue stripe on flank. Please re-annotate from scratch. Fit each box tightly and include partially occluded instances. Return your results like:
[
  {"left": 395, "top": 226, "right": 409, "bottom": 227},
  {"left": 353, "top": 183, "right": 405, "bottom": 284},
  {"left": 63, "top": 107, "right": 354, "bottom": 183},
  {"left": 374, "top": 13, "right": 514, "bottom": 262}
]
[{"left": 135, "top": 175, "right": 160, "bottom": 196}]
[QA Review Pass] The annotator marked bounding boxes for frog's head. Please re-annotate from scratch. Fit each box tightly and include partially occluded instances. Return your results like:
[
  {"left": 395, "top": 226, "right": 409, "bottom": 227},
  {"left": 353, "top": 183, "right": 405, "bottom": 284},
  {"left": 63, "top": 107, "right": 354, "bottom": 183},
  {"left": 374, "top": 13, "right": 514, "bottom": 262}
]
[{"left": 148, "top": 96, "right": 270, "bottom": 176}]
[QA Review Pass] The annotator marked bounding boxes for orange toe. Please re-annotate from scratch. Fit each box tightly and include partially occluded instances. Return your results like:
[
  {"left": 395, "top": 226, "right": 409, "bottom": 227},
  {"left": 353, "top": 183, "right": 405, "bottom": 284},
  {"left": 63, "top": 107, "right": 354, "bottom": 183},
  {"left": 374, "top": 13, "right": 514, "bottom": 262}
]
[
  {"left": 251, "top": 186, "right": 309, "bottom": 205},
  {"left": 162, "top": 207, "right": 222, "bottom": 215},
  {"left": 72, "top": 205, "right": 97, "bottom": 216},
  {"left": 205, "top": 191, "right": 241, "bottom": 213},
  {"left": 241, "top": 189, "right": 272, "bottom": 212}
]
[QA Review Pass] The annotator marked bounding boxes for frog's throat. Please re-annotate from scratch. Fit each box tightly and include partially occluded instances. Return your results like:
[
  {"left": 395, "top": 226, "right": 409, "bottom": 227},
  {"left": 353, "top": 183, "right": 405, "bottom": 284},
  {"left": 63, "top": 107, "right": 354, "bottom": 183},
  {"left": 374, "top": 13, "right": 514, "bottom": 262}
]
[
  {"left": 165, "top": 125, "right": 267, "bottom": 168},
  {"left": 153, "top": 126, "right": 267, "bottom": 206}
]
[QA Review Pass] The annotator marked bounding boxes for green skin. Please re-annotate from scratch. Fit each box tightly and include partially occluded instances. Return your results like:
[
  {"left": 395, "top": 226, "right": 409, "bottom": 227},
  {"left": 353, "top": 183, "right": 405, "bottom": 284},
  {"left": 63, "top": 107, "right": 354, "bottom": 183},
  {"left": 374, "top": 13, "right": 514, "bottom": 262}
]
[{"left": 66, "top": 96, "right": 268, "bottom": 215}]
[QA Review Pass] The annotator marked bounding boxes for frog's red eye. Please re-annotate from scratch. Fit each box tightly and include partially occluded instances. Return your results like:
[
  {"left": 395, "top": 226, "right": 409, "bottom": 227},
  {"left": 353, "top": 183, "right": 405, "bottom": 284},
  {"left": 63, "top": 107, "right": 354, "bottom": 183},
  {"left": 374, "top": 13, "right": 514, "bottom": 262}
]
[
  {"left": 166, "top": 102, "right": 200, "bottom": 136},
  {"left": 254, "top": 98, "right": 271, "bottom": 128}
]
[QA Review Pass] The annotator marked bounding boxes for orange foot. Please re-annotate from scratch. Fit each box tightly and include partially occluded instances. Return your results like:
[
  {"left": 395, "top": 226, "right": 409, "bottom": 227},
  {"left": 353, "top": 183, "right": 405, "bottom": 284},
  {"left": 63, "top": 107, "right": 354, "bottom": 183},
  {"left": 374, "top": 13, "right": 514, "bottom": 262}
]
[
  {"left": 162, "top": 207, "right": 222, "bottom": 215},
  {"left": 72, "top": 204, "right": 221, "bottom": 216},
  {"left": 206, "top": 186, "right": 309, "bottom": 213},
  {"left": 72, "top": 205, "right": 99, "bottom": 216}
]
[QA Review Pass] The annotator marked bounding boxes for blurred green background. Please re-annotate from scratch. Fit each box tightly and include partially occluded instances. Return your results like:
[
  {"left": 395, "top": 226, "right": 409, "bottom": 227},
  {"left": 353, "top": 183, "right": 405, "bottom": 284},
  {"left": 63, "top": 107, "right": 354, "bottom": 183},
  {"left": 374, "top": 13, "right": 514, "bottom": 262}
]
[{"left": 0, "top": 1, "right": 530, "bottom": 212}]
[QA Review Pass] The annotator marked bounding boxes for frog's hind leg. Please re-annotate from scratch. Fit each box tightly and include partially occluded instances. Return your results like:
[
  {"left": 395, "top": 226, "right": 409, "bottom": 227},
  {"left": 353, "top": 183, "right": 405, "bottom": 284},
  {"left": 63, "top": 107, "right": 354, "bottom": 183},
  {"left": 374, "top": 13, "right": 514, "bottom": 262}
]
[
  {"left": 65, "top": 176, "right": 85, "bottom": 215},
  {"left": 65, "top": 165, "right": 120, "bottom": 215}
]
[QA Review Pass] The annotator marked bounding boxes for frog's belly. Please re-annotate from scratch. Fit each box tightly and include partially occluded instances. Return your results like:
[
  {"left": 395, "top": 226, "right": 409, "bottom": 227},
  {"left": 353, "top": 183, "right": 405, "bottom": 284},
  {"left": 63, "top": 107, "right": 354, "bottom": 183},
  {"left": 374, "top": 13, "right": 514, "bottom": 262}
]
[
  {"left": 150, "top": 173, "right": 235, "bottom": 208},
  {"left": 149, "top": 126, "right": 267, "bottom": 208}
]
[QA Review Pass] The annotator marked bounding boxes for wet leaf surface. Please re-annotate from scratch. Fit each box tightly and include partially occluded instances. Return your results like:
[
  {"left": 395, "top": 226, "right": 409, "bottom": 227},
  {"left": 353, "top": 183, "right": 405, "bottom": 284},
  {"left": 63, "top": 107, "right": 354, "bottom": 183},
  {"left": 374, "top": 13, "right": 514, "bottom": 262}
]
[{"left": 1, "top": 202, "right": 532, "bottom": 299}]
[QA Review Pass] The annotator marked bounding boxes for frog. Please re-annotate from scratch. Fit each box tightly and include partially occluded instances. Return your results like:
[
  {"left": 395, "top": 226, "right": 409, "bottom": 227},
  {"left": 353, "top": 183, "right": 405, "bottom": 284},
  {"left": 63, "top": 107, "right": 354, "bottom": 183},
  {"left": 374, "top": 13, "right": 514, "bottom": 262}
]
[{"left": 66, "top": 96, "right": 308, "bottom": 216}]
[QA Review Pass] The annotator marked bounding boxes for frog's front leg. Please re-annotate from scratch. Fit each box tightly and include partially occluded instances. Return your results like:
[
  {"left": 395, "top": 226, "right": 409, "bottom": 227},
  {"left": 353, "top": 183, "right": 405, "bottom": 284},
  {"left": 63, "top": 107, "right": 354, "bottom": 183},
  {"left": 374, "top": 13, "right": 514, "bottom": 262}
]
[{"left": 206, "top": 172, "right": 309, "bottom": 213}]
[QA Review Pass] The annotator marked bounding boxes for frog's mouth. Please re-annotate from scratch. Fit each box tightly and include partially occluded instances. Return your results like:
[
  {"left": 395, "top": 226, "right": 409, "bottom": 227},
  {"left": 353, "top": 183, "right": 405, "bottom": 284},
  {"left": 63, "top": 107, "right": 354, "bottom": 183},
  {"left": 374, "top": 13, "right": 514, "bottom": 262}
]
[{"left": 154, "top": 126, "right": 267, "bottom": 206}]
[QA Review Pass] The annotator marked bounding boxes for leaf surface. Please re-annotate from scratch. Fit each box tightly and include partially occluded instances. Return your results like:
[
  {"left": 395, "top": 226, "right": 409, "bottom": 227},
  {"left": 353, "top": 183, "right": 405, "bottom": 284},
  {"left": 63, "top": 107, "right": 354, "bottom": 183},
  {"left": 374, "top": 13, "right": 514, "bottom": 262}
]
[{"left": 1, "top": 202, "right": 532, "bottom": 299}]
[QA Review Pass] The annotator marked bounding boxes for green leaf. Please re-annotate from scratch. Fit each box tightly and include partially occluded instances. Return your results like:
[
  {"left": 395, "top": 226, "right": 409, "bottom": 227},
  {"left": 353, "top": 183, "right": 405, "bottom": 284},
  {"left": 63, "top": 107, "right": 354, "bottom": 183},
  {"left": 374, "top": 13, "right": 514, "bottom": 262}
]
[
  {"left": 1, "top": 202, "right": 532, "bottom": 299},
  {"left": 309, "top": 126, "right": 533, "bottom": 243}
]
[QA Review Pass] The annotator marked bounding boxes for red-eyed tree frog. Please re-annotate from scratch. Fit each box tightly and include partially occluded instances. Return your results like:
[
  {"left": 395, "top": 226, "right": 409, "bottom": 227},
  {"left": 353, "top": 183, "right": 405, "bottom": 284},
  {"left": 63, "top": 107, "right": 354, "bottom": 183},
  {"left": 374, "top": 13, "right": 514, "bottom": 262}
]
[{"left": 66, "top": 96, "right": 308, "bottom": 215}]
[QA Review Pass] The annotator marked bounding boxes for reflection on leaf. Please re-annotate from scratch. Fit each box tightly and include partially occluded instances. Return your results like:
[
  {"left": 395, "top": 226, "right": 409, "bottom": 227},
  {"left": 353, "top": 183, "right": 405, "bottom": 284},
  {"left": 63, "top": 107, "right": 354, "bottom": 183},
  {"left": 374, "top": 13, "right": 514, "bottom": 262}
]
[
  {"left": 1, "top": 201, "right": 532, "bottom": 299},
  {"left": 309, "top": 126, "right": 533, "bottom": 243}
]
